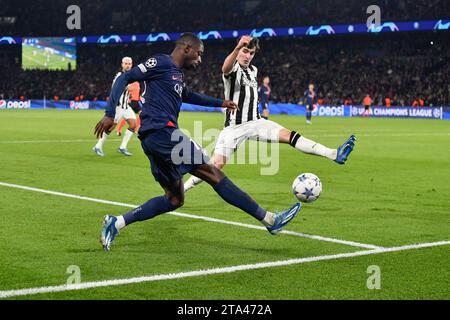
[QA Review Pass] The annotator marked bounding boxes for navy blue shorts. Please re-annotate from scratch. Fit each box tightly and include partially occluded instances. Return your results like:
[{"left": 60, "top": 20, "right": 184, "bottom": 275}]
[{"left": 140, "top": 128, "right": 209, "bottom": 185}]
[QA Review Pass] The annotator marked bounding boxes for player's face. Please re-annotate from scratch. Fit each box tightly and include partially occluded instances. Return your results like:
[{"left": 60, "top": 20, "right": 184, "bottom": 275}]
[
  {"left": 264, "top": 77, "right": 270, "bottom": 85},
  {"left": 122, "top": 60, "right": 132, "bottom": 72},
  {"left": 184, "top": 43, "right": 204, "bottom": 70},
  {"left": 238, "top": 47, "right": 256, "bottom": 68},
  {"left": 309, "top": 84, "right": 314, "bottom": 91}
]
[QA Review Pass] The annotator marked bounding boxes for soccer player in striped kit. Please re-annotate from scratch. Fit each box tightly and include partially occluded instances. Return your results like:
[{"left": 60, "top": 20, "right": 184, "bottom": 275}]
[
  {"left": 184, "top": 36, "right": 356, "bottom": 191},
  {"left": 93, "top": 57, "right": 139, "bottom": 157}
]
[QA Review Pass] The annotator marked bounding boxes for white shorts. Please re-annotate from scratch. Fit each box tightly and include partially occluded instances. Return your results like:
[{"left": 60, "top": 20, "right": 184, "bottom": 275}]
[
  {"left": 114, "top": 106, "right": 136, "bottom": 123},
  {"left": 214, "top": 119, "right": 283, "bottom": 159}
]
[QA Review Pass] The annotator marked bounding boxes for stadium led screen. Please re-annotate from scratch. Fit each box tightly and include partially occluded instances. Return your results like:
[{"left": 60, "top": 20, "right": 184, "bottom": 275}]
[{"left": 22, "top": 37, "right": 76, "bottom": 70}]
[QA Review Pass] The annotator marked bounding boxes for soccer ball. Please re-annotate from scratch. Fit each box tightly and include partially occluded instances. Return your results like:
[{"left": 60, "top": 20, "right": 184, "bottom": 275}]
[{"left": 292, "top": 173, "right": 322, "bottom": 203}]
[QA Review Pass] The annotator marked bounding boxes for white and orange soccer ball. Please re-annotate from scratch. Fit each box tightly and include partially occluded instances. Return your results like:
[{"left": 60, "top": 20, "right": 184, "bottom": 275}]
[{"left": 292, "top": 173, "right": 322, "bottom": 203}]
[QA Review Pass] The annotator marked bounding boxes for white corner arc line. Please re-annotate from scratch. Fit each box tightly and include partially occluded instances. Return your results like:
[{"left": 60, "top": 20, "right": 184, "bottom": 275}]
[
  {"left": 0, "top": 240, "right": 449, "bottom": 299},
  {"left": 0, "top": 181, "right": 382, "bottom": 250}
]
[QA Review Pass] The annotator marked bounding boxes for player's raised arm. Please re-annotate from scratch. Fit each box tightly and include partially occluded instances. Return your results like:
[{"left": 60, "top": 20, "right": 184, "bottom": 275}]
[
  {"left": 222, "top": 35, "right": 252, "bottom": 75},
  {"left": 182, "top": 86, "right": 238, "bottom": 113}
]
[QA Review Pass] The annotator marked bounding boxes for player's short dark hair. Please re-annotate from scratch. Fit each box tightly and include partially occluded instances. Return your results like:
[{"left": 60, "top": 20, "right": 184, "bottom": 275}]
[
  {"left": 176, "top": 32, "right": 203, "bottom": 48},
  {"left": 237, "top": 36, "right": 260, "bottom": 52}
]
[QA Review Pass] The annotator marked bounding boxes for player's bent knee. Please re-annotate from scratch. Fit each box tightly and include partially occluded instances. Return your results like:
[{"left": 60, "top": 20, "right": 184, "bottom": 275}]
[
  {"left": 169, "top": 196, "right": 184, "bottom": 208},
  {"left": 278, "top": 128, "right": 292, "bottom": 143},
  {"left": 213, "top": 155, "right": 227, "bottom": 169}
]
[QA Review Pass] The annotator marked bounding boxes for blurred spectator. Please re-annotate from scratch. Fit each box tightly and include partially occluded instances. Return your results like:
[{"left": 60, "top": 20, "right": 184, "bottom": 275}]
[{"left": 0, "top": 33, "right": 448, "bottom": 106}]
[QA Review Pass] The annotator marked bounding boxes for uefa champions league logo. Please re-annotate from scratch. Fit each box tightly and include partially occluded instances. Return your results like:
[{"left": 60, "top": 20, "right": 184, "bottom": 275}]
[
  {"left": 368, "top": 22, "right": 399, "bottom": 33},
  {"left": 250, "top": 28, "right": 276, "bottom": 38},
  {"left": 197, "top": 31, "right": 222, "bottom": 40},
  {"left": 434, "top": 20, "right": 450, "bottom": 30},
  {"left": 145, "top": 58, "right": 158, "bottom": 69},
  {"left": 306, "top": 25, "right": 335, "bottom": 35},
  {"left": 146, "top": 33, "right": 171, "bottom": 42},
  {"left": 433, "top": 108, "right": 442, "bottom": 119},
  {"left": 97, "top": 35, "right": 122, "bottom": 43},
  {"left": 0, "top": 37, "right": 16, "bottom": 44}
]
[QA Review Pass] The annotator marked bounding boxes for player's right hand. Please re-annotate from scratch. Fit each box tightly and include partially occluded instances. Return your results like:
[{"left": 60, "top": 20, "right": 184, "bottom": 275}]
[
  {"left": 222, "top": 100, "right": 239, "bottom": 114},
  {"left": 237, "top": 35, "right": 252, "bottom": 50},
  {"left": 94, "top": 116, "right": 114, "bottom": 138}
]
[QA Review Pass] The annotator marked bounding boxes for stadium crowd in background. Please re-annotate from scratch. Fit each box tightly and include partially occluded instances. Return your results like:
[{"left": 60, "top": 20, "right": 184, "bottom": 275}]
[
  {"left": 1, "top": 33, "right": 448, "bottom": 107},
  {"left": 1, "top": 0, "right": 445, "bottom": 36},
  {"left": 0, "top": 0, "right": 448, "bottom": 106}
]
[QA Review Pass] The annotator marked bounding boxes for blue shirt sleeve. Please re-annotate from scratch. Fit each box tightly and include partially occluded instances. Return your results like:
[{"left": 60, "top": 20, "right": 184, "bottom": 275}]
[
  {"left": 105, "top": 56, "right": 164, "bottom": 118},
  {"left": 182, "top": 85, "right": 223, "bottom": 107}
]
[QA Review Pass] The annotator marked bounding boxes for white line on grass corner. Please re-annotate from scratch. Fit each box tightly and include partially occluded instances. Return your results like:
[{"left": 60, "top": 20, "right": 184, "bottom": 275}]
[
  {"left": 0, "top": 181, "right": 383, "bottom": 250},
  {"left": 0, "top": 240, "right": 449, "bottom": 299}
]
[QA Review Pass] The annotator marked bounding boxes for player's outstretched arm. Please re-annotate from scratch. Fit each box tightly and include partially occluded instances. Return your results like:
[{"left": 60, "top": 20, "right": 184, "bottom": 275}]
[
  {"left": 94, "top": 62, "right": 155, "bottom": 138},
  {"left": 182, "top": 87, "right": 238, "bottom": 113},
  {"left": 222, "top": 35, "right": 252, "bottom": 75}
]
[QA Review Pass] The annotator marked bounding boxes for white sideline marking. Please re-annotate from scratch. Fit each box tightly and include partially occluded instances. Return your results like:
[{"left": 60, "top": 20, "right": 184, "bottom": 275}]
[
  {"left": 0, "top": 240, "right": 448, "bottom": 299},
  {"left": 0, "top": 133, "right": 448, "bottom": 144},
  {"left": 0, "top": 181, "right": 382, "bottom": 249}
]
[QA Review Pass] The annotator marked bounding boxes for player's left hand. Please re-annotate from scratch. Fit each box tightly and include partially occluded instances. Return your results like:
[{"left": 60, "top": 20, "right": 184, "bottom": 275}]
[
  {"left": 94, "top": 116, "right": 114, "bottom": 138},
  {"left": 222, "top": 100, "right": 239, "bottom": 114}
]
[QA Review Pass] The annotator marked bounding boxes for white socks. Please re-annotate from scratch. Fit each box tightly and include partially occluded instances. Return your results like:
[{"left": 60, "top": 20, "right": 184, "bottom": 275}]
[
  {"left": 95, "top": 132, "right": 109, "bottom": 149},
  {"left": 115, "top": 216, "right": 126, "bottom": 230},
  {"left": 290, "top": 132, "right": 337, "bottom": 160},
  {"left": 120, "top": 128, "right": 134, "bottom": 149},
  {"left": 261, "top": 211, "right": 275, "bottom": 227},
  {"left": 184, "top": 175, "right": 204, "bottom": 191}
]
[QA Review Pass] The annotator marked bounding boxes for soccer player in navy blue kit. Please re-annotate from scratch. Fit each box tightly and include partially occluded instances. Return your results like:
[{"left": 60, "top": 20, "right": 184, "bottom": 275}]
[
  {"left": 304, "top": 83, "right": 316, "bottom": 124},
  {"left": 259, "top": 76, "right": 271, "bottom": 119},
  {"left": 95, "top": 33, "right": 300, "bottom": 251}
]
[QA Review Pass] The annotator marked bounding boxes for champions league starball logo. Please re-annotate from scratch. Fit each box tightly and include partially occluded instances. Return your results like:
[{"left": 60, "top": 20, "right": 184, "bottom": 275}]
[
  {"left": 97, "top": 35, "right": 122, "bottom": 43},
  {"left": 367, "top": 22, "right": 399, "bottom": 33},
  {"left": 433, "top": 108, "right": 442, "bottom": 119},
  {"left": 0, "top": 37, "right": 16, "bottom": 44},
  {"left": 250, "top": 28, "right": 276, "bottom": 37},
  {"left": 146, "top": 33, "right": 171, "bottom": 42},
  {"left": 306, "top": 25, "right": 335, "bottom": 35},
  {"left": 434, "top": 20, "right": 450, "bottom": 30},
  {"left": 197, "top": 31, "right": 222, "bottom": 40}
]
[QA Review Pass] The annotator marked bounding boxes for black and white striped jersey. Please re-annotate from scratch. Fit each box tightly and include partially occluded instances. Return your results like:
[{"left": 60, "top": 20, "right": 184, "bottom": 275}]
[
  {"left": 222, "top": 62, "right": 261, "bottom": 127},
  {"left": 112, "top": 72, "right": 130, "bottom": 110}
]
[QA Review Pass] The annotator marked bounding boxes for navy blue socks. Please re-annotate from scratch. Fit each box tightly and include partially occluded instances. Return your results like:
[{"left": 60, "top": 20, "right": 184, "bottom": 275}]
[
  {"left": 123, "top": 196, "right": 177, "bottom": 226},
  {"left": 213, "top": 177, "right": 266, "bottom": 221}
]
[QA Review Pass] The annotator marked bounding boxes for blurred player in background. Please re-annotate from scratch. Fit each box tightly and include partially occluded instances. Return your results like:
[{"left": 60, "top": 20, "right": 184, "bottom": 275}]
[
  {"left": 93, "top": 57, "right": 138, "bottom": 157},
  {"left": 304, "top": 83, "right": 316, "bottom": 124},
  {"left": 184, "top": 36, "right": 356, "bottom": 192},
  {"left": 116, "top": 83, "right": 142, "bottom": 136},
  {"left": 259, "top": 76, "right": 271, "bottom": 119},
  {"left": 363, "top": 94, "right": 372, "bottom": 117}
]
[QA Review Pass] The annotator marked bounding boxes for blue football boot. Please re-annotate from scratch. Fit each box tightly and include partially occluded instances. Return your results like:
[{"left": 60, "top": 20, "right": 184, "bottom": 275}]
[
  {"left": 335, "top": 135, "right": 356, "bottom": 165},
  {"left": 267, "top": 203, "right": 301, "bottom": 235},
  {"left": 100, "top": 215, "right": 119, "bottom": 252}
]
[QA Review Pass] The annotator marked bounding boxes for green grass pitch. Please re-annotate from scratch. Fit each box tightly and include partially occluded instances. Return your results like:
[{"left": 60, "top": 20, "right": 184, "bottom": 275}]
[
  {"left": 0, "top": 109, "right": 449, "bottom": 299},
  {"left": 22, "top": 45, "right": 76, "bottom": 70}
]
